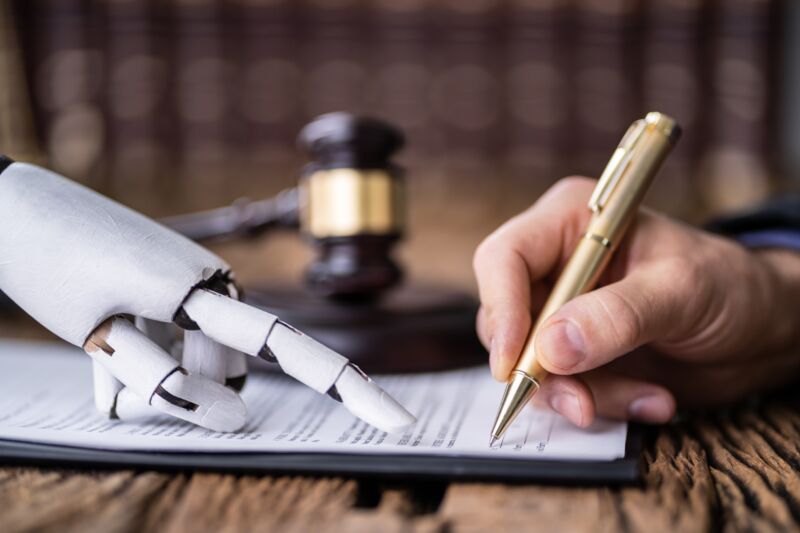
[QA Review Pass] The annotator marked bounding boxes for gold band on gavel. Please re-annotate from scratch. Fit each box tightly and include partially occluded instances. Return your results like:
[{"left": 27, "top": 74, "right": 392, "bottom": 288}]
[{"left": 301, "top": 168, "right": 404, "bottom": 239}]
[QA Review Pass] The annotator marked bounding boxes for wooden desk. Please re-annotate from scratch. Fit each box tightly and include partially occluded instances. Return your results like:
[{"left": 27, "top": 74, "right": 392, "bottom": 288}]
[{"left": 1, "top": 318, "right": 799, "bottom": 532}]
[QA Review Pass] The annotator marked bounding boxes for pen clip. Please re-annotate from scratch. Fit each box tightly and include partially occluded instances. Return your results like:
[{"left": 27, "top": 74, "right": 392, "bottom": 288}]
[{"left": 588, "top": 119, "right": 647, "bottom": 213}]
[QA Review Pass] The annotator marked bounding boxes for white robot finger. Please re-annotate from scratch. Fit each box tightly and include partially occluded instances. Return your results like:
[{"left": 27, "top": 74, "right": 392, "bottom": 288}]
[
  {"left": 150, "top": 368, "right": 246, "bottom": 431},
  {"left": 269, "top": 324, "right": 415, "bottom": 432},
  {"left": 84, "top": 316, "right": 246, "bottom": 432},
  {"left": 333, "top": 364, "right": 416, "bottom": 434},
  {"left": 182, "top": 329, "right": 227, "bottom": 384},
  {"left": 222, "top": 277, "right": 248, "bottom": 392},
  {"left": 182, "top": 288, "right": 342, "bottom": 389},
  {"left": 134, "top": 317, "right": 176, "bottom": 353},
  {"left": 177, "top": 275, "right": 249, "bottom": 391},
  {"left": 181, "top": 289, "right": 416, "bottom": 433},
  {"left": 115, "top": 387, "right": 160, "bottom": 420},
  {"left": 113, "top": 387, "right": 221, "bottom": 428},
  {"left": 225, "top": 350, "right": 248, "bottom": 392},
  {"left": 92, "top": 361, "right": 122, "bottom": 415}
]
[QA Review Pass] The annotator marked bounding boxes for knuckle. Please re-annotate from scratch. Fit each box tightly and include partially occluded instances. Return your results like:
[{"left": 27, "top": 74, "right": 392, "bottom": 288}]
[
  {"left": 472, "top": 235, "right": 496, "bottom": 272},
  {"left": 669, "top": 255, "right": 699, "bottom": 283},
  {"left": 473, "top": 228, "right": 517, "bottom": 272},
  {"left": 665, "top": 255, "right": 707, "bottom": 298}
]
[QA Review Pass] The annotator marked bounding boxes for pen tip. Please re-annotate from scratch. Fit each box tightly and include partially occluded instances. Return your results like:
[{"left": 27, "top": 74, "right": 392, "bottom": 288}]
[{"left": 489, "top": 436, "right": 498, "bottom": 448}]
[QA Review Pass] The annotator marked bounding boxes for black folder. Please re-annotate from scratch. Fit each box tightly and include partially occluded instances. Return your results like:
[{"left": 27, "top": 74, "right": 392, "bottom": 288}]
[{"left": 0, "top": 425, "right": 644, "bottom": 484}]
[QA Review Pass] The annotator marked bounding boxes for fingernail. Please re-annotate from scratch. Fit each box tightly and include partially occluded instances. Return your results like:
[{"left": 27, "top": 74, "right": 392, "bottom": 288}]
[
  {"left": 537, "top": 320, "right": 586, "bottom": 371},
  {"left": 550, "top": 392, "right": 582, "bottom": 426},
  {"left": 628, "top": 395, "right": 673, "bottom": 423}
]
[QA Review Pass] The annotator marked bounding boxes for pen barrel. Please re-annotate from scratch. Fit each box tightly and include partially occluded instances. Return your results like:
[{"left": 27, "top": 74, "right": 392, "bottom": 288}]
[
  {"left": 513, "top": 114, "right": 678, "bottom": 382},
  {"left": 516, "top": 236, "right": 612, "bottom": 379},
  {"left": 587, "top": 116, "right": 677, "bottom": 243}
]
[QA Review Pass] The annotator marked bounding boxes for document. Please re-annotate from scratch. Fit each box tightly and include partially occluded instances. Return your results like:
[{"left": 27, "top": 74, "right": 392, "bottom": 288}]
[{"left": 0, "top": 340, "right": 627, "bottom": 462}]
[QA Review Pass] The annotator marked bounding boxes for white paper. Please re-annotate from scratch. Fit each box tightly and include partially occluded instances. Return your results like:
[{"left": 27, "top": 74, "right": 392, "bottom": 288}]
[{"left": 0, "top": 341, "right": 627, "bottom": 461}]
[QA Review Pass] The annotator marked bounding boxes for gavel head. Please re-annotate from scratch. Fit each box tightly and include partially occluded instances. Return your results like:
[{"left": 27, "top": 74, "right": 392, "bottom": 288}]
[{"left": 297, "top": 113, "right": 405, "bottom": 301}]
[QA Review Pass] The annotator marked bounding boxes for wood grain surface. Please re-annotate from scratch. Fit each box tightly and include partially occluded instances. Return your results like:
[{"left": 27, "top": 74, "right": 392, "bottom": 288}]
[{"left": 3, "top": 399, "right": 800, "bottom": 532}]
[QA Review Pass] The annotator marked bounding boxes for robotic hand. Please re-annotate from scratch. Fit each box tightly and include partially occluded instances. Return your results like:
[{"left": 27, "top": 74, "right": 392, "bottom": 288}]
[{"left": 0, "top": 157, "right": 416, "bottom": 433}]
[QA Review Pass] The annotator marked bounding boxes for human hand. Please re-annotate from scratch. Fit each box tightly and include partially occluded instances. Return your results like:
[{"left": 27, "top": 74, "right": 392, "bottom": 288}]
[
  {"left": 474, "top": 177, "right": 800, "bottom": 427},
  {"left": 0, "top": 158, "right": 415, "bottom": 433}
]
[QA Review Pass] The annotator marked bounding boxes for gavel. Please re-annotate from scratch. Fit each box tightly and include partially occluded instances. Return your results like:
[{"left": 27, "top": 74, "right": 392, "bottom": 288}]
[
  {"left": 164, "top": 112, "right": 405, "bottom": 301},
  {"left": 163, "top": 112, "right": 484, "bottom": 373},
  {"left": 298, "top": 112, "right": 405, "bottom": 300}
]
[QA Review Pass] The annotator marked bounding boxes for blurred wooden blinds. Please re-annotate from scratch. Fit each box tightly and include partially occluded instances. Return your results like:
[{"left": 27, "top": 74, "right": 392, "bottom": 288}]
[{"left": 7, "top": 0, "right": 783, "bottom": 222}]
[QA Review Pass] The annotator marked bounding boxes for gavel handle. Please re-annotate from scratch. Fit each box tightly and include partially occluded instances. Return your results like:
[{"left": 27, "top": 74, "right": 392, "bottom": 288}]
[{"left": 160, "top": 187, "right": 300, "bottom": 243}]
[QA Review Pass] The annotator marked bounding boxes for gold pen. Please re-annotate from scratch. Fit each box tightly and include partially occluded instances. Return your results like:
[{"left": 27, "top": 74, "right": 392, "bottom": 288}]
[{"left": 489, "top": 112, "right": 681, "bottom": 446}]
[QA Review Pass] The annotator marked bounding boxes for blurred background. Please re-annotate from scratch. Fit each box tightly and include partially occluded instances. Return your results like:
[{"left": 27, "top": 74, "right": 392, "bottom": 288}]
[{"left": 0, "top": 0, "right": 797, "bottom": 293}]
